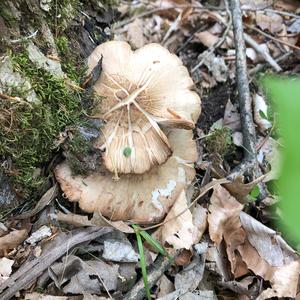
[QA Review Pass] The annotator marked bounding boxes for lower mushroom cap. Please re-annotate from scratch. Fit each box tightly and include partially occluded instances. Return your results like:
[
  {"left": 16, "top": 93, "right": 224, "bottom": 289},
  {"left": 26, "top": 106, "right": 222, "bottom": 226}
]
[{"left": 55, "top": 129, "right": 197, "bottom": 224}]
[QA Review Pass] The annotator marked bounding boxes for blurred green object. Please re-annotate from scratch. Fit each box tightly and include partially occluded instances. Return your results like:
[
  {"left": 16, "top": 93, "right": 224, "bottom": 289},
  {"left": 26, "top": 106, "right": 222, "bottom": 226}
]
[{"left": 263, "top": 77, "right": 300, "bottom": 242}]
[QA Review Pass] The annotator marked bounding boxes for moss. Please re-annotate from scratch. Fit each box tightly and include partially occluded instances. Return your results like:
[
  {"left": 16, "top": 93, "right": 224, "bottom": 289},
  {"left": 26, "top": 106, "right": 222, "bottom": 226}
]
[
  {"left": 55, "top": 35, "right": 87, "bottom": 84},
  {"left": 0, "top": 1, "right": 18, "bottom": 27},
  {"left": 48, "top": 0, "right": 79, "bottom": 35},
  {"left": 0, "top": 50, "right": 86, "bottom": 197},
  {"left": 205, "top": 127, "right": 235, "bottom": 158},
  {"left": 65, "top": 131, "right": 91, "bottom": 175}
]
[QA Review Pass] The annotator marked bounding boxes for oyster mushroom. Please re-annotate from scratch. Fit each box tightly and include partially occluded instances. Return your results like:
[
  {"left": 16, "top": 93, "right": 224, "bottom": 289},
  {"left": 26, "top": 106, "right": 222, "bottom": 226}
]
[
  {"left": 88, "top": 41, "right": 201, "bottom": 175},
  {"left": 55, "top": 129, "right": 197, "bottom": 223},
  {"left": 55, "top": 41, "right": 201, "bottom": 223}
]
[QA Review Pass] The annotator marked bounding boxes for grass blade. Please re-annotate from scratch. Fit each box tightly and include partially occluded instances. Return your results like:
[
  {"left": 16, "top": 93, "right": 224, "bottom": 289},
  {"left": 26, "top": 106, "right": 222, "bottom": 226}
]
[
  {"left": 139, "top": 229, "right": 172, "bottom": 260},
  {"left": 133, "top": 224, "right": 151, "bottom": 300}
]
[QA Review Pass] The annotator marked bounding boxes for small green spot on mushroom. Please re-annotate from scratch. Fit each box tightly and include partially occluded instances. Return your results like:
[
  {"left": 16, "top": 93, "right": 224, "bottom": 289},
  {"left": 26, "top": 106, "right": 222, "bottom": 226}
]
[{"left": 123, "top": 147, "right": 132, "bottom": 158}]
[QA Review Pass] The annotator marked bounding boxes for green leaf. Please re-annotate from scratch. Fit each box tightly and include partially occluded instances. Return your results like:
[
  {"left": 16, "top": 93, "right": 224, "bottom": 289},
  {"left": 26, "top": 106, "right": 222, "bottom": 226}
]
[
  {"left": 123, "top": 147, "right": 132, "bottom": 157},
  {"left": 139, "top": 230, "right": 172, "bottom": 260},
  {"left": 262, "top": 76, "right": 300, "bottom": 243},
  {"left": 248, "top": 185, "right": 260, "bottom": 201}
]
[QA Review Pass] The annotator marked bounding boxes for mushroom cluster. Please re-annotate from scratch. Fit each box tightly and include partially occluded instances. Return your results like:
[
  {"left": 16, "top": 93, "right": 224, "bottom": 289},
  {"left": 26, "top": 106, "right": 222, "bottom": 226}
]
[{"left": 55, "top": 41, "right": 201, "bottom": 223}]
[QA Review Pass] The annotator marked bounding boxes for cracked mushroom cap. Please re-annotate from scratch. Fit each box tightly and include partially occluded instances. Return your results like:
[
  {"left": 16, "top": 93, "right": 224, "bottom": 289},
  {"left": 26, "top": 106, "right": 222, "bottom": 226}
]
[
  {"left": 55, "top": 129, "right": 197, "bottom": 223},
  {"left": 88, "top": 41, "right": 201, "bottom": 175}
]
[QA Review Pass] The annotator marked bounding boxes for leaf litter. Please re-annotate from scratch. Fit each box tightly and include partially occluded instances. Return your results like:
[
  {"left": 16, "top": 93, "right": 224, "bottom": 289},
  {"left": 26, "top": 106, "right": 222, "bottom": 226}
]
[{"left": 1, "top": 0, "right": 300, "bottom": 299}]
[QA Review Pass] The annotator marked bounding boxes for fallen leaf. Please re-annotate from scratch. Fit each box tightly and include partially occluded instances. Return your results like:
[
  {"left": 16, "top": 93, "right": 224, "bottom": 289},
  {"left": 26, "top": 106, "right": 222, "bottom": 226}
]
[
  {"left": 203, "top": 54, "right": 228, "bottom": 83},
  {"left": 253, "top": 94, "right": 272, "bottom": 132},
  {"left": 127, "top": 18, "right": 145, "bottom": 48},
  {"left": 16, "top": 185, "right": 58, "bottom": 220},
  {"left": 174, "top": 249, "right": 193, "bottom": 266},
  {"left": 49, "top": 255, "right": 119, "bottom": 295},
  {"left": 240, "top": 212, "right": 297, "bottom": 267},
  {"left": 0, "top": 229, "right": 28, "bottom": 252},
  {"left": 208, "top": 184, "right": 244, "bottom": 245},
  {"left": 26, "top": 225, "right": 52, "bottom": 245},
  {"left": 194, "top": 31, "right": 219, "bottom": 48},
  {"left": 174, "top": 252, "right": 206, "bottom": 293},
  {"left": 0, "top": 257, "right": 14, "bottom": 284},
  {"left": 257, "top": 260, "right": 300, "bottom": 299},
  {"left": 160, "top": 190, "right": 201, "bottom": 250},
  {"left": 53, "top": 211, "right": 134, "bottom": 233},
  {"left": 223, "top": 99, "right": 241, "bottom": 131},
  {"left": 102, "top": 240, "right": 139, "bottom": 262},
  {"left": 256, "top": 12, "right": 283, "bottom": 34},
  {"left": 157, "top": 275, "right": 175, "bottom": 298}
]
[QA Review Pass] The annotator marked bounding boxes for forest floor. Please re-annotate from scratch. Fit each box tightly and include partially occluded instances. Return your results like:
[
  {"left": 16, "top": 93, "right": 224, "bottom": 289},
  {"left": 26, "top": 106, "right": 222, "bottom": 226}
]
[{"left": 0, "top": 0, "right": 300, "bottom": 299}]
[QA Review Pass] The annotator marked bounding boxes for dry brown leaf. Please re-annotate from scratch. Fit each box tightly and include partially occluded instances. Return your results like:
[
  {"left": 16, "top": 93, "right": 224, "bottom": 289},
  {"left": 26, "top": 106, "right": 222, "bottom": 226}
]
[
  {"left": 160, "top": 190, "right": 201, "bottom": 249},
  {"left": 174, "top": 249, "right": 193, "bottom": 266},
  {"left": 223, "top": 99, "right": 241, "bottom": 132},
  {"left": 53, "top": 211, "right": 134, "bottom": 233},
  {"left": 127, "top": 19, "right": 145, "bottom": 48},
  {"left": 192, "top": 204, "right": 207, "bottom": 244},
  {"left": 224, "top": 175, "right": 265, "bottom": 203},
  {"left": 157, "top": 274, "right": 175, "bottom": 298},
  {"left": 194, "top": 31, "right": 219, "bottom": 48},
  {"left": 274, "top": 0, "right": 300, "bottom": 12},
  {"left": 240, "top": 212, "right": 297, "bottom": 266},
  {"left": 208, "top": 184, "right": 244, "bottom": 245},
  {"left": 256, "top": 12, "right": 283, "bottom": 34},
  {"left": 257, "top": 260, "right": 300, "bottom": 299},
  {"left": 0, "top": 229, "right": 28, "bottom": 252}
]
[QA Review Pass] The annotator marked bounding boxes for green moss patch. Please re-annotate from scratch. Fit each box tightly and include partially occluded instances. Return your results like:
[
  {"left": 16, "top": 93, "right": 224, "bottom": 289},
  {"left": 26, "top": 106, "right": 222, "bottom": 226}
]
[{"left": 0, "top": 50, "right": 86, "bottom": 197}]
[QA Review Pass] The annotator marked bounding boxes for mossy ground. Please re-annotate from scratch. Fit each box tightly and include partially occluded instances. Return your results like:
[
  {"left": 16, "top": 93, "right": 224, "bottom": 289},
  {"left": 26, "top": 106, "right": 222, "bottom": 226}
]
[
  {"left": 204, "top": 127, "right": 235, "bottom": 158},
  {"left": 0, "top": 49, "right": 88, "bottom": 197}
]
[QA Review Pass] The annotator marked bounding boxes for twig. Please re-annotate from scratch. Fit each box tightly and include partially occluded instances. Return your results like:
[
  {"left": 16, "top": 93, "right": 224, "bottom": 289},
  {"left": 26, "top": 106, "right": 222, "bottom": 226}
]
[
  {"left": 162, "top": 12, "right": 182, "bottom": 45},
  {"left": 0, "top": 227, "right": 112, "bottom": 300},
  {"left": 0, "top": 93, "right": 33, "bottom": 108},
  {"left": 260, "top": 8, "right": 300, "bottom": 19},
  {"left": 249, "top": 51, "right": 293, "bottom": 76},
  {"left": 123, "top": 254, "right": 174, "bottom": 300},
  {"left": 243, "top": 33, "right": 282, "bottom": 72},
  {"left": 245, "top": 24, "right": 300, "bottom": 51},
  {"left": 10, "top": 30, "right": 38, "bottom": 44},
  {"left": 228, "top": 0, "right": 257, "bottom": 175},
  {"left": 191, "top": 0, "right": 232, "bottom": 73},
  {"left": 114, "top": 5, "right": 220, "bottom": 29}
]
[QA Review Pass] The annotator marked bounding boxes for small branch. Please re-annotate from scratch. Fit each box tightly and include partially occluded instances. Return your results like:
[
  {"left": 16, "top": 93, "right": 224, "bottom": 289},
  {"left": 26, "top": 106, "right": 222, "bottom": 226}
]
[
  {"left": 245, "top": 24, "right": 300, "bottom": 52},
  {"left": 229, "top": 0, "right": 257, "bottom": 166},
  {"left": 243, "top": 33, "right": 282, "bottom": 72},
  {"left": 123, "top": 255, "right": 174, "bottom": 300},
  {"left": 249, "top": 51, "right": 293, "bottom": 76},
  {"left": 0, "top": 227, "right": 112, "bottom": 300}
]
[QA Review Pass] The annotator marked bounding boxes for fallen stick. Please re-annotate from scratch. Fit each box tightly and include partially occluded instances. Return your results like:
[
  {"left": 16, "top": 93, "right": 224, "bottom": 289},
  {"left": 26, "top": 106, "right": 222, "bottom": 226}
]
[
  {"left": 0, "top": 227, "right": 112, "bottom": 300},
  {"left": 228, "top": 0, "right": 257, "bottom": 168},
  {"left": 243, "top": 33, "right": 282, "bottom": 72},
  {"left": 123, "top": 254, "right": 174, "bottom": 300},
  {"left": 227, "top": 0, "right": 270, "bottom": 200}
]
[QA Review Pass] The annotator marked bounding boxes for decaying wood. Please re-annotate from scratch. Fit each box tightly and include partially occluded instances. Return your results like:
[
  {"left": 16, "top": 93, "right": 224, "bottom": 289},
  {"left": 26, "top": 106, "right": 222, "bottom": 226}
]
[{"left": 0, "top": 227, "right": 112, "bottom": 300}]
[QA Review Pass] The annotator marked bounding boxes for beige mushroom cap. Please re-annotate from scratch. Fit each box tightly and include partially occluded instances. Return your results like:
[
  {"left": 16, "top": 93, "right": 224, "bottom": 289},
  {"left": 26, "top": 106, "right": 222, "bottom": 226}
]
[
  {"left": 88, "top": 41, "right": 201, "bottom": 175},
  {"left": 55, "top": 129, "right": 197, "bottom": 224}
]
